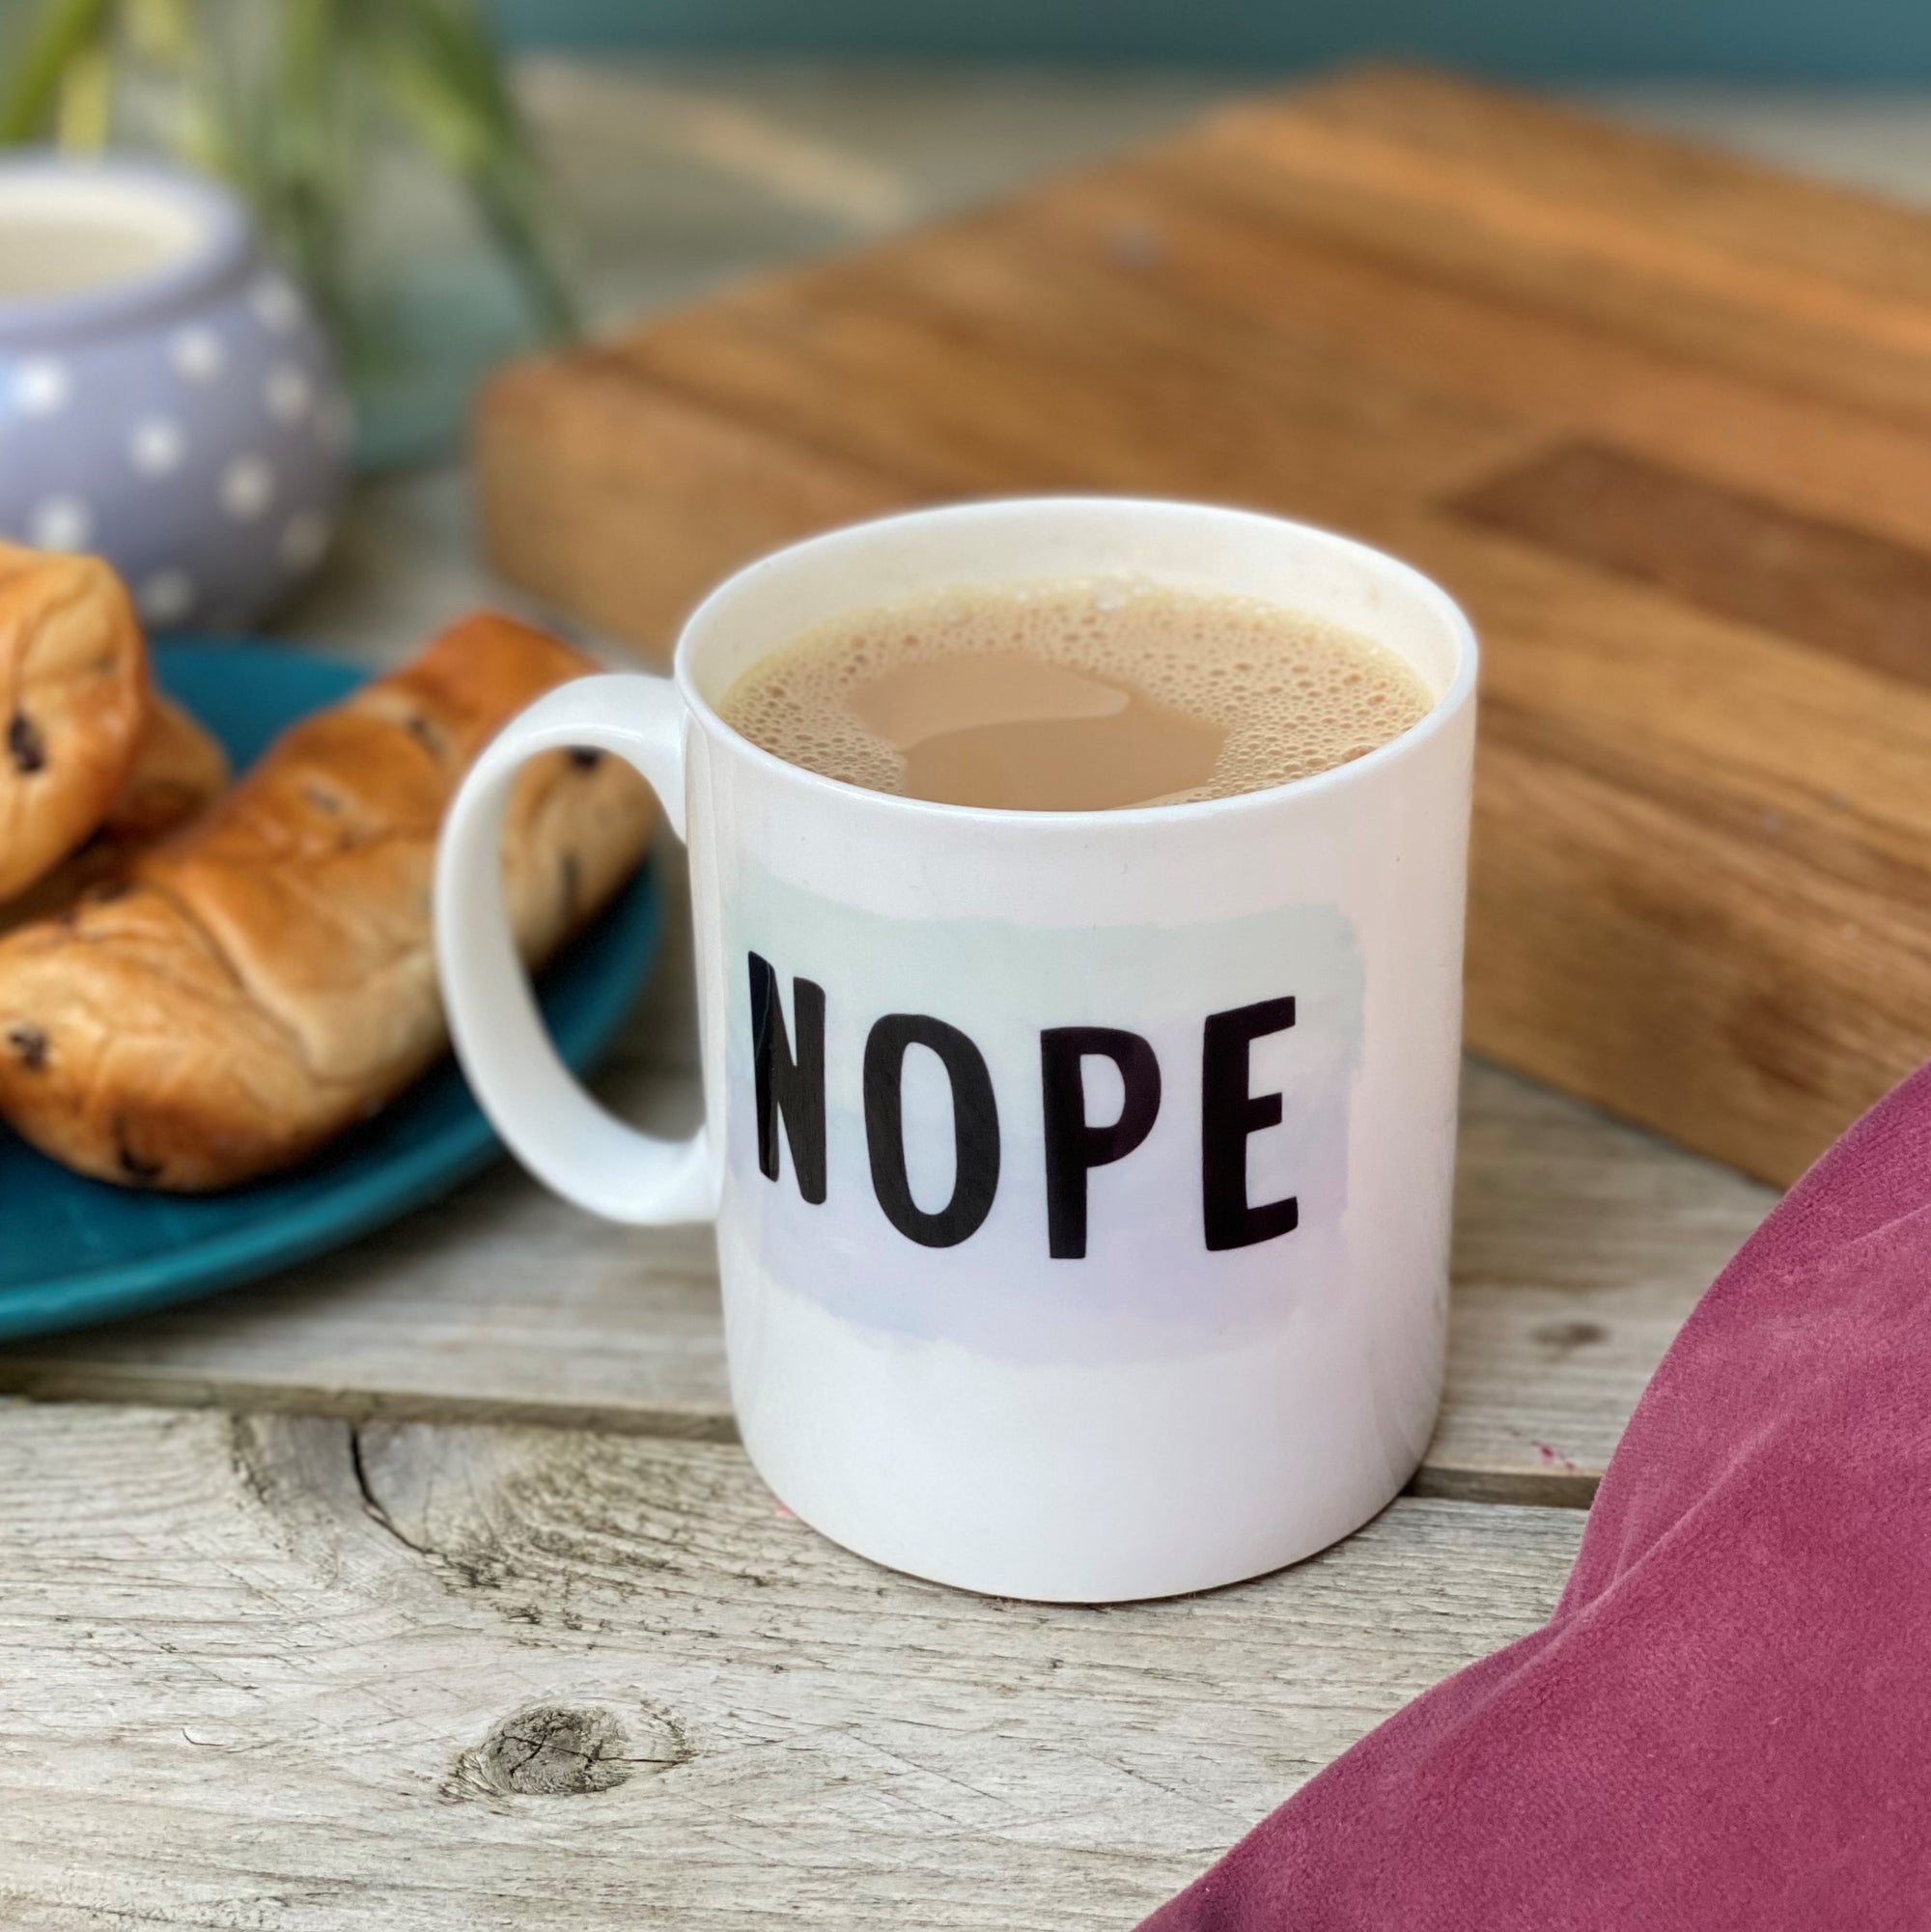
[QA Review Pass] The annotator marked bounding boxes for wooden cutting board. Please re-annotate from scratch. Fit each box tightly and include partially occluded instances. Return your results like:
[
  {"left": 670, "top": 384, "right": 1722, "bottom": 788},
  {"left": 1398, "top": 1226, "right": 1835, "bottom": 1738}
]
[{"left": 477, "top": 65, "right": 1931, "bottom": 1189}]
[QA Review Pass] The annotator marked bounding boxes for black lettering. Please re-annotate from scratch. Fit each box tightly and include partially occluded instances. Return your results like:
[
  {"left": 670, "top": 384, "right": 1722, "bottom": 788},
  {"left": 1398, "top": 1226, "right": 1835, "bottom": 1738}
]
[
  {"left": 1201, "top": 996, "right": 1299, "bottom": 1252},
  {"left": 748, "top": 952, "right": 826, "bottom": 1203},
  {"left": 863, "top": 1014, "right": 1000, "bottom": 1247},
  {"left": 1040, "top": 1027, "right": 1161, "bottom": 1259}
]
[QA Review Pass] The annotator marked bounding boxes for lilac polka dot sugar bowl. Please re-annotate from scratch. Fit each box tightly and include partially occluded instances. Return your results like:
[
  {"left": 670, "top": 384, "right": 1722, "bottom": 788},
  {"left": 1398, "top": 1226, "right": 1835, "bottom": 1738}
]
[{"left": 0, "top": 154, "right": 350, "bottom": 630}]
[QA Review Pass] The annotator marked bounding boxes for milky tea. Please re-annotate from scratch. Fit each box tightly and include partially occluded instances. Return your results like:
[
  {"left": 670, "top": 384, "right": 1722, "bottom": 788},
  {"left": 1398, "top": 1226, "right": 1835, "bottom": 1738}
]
[{"left": 716, "top": 577, "right": 1435, "bottom": 812}]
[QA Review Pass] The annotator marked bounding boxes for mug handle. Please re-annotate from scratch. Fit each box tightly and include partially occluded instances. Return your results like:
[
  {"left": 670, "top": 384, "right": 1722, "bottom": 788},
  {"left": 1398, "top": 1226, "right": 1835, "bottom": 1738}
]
[{"left": 434, "top": 673, "right": 716, "bottom": 1225}]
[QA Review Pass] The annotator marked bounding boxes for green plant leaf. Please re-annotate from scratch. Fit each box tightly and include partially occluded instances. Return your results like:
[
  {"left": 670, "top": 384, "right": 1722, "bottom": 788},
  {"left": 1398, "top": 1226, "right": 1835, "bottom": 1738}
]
[
  {"left": 55, "top": 40, "right": 114, "bottom": 146},
  {"left": 372, "top": 0, "right": 578, "bottom": 337},
  {"left": 0, "top": 0, "right": 120, "bottom": 144}
]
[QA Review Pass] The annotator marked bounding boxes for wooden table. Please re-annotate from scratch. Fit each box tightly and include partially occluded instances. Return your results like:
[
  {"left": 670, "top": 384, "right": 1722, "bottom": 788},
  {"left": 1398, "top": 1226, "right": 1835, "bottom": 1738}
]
[{"left": 15, "top": 60, "right": 1917, "bottom": 1928}]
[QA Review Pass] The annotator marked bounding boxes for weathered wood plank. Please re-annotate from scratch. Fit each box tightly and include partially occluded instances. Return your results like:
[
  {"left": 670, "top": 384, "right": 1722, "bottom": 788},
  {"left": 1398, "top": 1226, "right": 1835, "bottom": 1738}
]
[
  {"left": 1432, "top": 1061, "right": 1771, "bottom": 1503},
  {"left": 0, "top": 1399, "right": 1581, "bottom": 1928}
]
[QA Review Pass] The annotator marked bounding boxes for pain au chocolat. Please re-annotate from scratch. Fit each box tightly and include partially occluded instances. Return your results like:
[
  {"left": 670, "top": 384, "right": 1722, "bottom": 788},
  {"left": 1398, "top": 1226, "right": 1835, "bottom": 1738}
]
[
  {"left": 0, "top": 613, "right": 653, "bottom": 1190},
  {"left": 0, "top": 540, "right": 149, "bottom": 903}
]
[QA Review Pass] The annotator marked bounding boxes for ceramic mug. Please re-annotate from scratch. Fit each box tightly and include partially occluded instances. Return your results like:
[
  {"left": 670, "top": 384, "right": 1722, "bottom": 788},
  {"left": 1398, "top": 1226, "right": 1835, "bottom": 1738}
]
[
  {"left": 0, "top": 154, "right": 350, "bottom": 630},
  {"left": 435, "top": 498, "right": 1478, "bottom": 1602}
]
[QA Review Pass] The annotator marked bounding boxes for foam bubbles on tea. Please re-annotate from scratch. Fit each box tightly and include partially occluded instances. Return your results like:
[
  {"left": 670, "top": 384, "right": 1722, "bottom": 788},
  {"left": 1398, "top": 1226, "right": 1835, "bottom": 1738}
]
[{"left": 717, "top": 577, "right": 1434, "bottom": 811}]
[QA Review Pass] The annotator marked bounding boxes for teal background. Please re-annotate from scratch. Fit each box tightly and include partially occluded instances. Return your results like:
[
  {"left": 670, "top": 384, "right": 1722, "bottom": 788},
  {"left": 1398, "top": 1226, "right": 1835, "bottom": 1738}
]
[{"left": 491, "top": 0, "right": 1924, "bottom": 81}]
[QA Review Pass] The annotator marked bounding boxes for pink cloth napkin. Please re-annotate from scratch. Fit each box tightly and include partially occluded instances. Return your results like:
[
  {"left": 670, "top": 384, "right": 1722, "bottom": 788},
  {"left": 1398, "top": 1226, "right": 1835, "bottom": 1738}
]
[{"left": 1143, "top": 1065, "right": 1931, "bottom": 1931}]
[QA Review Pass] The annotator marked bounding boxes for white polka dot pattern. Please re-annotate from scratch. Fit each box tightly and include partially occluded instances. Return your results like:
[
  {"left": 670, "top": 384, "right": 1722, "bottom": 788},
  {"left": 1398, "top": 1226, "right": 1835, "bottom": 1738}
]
[
  {"left": 29, "top": 495, "right": 92, "bottom": 550},
  {"left": 249, "top": 274, "right": 304, "bottom": 333},
  {"left": 128, "top": 417, "right": 186, "bottom": 476},
  {"left": 170, "top": 325, "right": 225, "bottom": 382},
  {"left": 137, "top": 570, "right": 196, "bottom": 624},
  {"left": 220, "top": 456, "right": 276, "bottom": 520},
  {"left": 16, "top": 358, "right": 70, "bottom": 415},
  {"left": 265, "top": 363, "right": 313, "bottom": 424}
]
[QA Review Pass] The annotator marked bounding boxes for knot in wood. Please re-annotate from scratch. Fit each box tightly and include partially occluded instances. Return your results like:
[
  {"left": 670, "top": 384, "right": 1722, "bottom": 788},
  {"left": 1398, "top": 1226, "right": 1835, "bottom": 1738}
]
[
  {"left": 1533, "top": 1319, "right": 1609, "bottom": 1353},
  {"left": 458, "top": 1700, "right": 684, "bottom": 1799}
]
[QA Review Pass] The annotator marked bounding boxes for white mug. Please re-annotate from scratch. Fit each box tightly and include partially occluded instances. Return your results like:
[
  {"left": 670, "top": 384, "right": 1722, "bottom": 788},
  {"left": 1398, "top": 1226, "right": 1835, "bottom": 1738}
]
[{"left": 435, "top": 497, "right": 1477, "bottom": 1602}]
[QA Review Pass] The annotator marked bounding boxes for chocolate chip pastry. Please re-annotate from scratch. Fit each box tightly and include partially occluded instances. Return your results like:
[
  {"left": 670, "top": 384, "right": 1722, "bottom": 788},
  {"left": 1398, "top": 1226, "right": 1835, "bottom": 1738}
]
[
  {"left": 0, "top": 540, "right": 149, "bottom": 902},
  {"left": 0, "top": 696, "right": 230, "bottom": 935},
  {"left": 0, "top": 612, "right": 654, "bottom": 1190}
]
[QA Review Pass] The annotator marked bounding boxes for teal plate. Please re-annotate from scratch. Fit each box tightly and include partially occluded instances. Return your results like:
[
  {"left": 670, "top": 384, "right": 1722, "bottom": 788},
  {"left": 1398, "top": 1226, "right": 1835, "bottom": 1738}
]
[{"left": 0, "top": 640, "right": 662, "bottom": 1343}]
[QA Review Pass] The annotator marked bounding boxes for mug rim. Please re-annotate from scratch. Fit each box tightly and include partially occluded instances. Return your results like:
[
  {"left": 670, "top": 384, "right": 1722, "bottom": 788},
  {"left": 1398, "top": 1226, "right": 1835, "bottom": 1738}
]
[
  {"left": 0, "top": 152, "right": 252, "bottom": 344},
  {"left": 671, "top": 494, "right": 1479, "bottom": 830}
]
